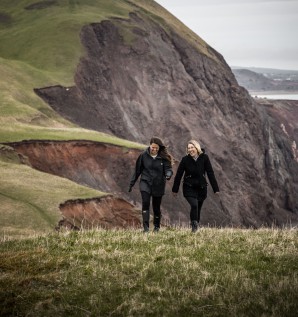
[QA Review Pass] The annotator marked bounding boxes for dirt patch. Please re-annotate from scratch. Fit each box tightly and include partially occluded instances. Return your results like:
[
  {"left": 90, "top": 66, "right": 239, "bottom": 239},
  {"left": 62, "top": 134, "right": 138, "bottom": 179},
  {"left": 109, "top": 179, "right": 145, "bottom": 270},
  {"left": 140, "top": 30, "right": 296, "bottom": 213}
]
[{"left": 58, "top": 195, "right": 141, "bottom": 229}]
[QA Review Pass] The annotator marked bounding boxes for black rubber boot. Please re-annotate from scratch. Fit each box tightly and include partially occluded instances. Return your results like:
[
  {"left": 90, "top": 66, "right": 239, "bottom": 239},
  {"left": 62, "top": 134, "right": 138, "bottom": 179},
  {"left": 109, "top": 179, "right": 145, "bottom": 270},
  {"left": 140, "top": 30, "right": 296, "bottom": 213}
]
[
  {"left": 153, "top": 215, "right": 161, "bottom": 232},
  {"left": 142, "top": 210, "right": 150, "bottom": 232},
  {"left": 191, "top": 221, "right": 198, "bottom": 233}
]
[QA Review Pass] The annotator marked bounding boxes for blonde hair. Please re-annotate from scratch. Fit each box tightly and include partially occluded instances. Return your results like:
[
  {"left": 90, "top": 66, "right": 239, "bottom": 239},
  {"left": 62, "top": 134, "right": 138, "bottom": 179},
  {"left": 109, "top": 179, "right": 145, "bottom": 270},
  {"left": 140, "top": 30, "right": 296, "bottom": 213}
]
[{"left": 187, "top": 140, "right": 203, "bottom": 155}]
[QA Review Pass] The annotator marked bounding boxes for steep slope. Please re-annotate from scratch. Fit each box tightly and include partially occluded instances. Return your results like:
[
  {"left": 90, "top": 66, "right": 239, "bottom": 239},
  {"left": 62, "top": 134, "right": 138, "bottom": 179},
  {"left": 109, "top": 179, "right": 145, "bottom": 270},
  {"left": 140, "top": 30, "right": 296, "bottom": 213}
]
[
  {"left": 34, "top": 9, "right": 298, "bottom": 227},
  {"left": 1, "top": 0, "right": 297, "bottom": 228}
]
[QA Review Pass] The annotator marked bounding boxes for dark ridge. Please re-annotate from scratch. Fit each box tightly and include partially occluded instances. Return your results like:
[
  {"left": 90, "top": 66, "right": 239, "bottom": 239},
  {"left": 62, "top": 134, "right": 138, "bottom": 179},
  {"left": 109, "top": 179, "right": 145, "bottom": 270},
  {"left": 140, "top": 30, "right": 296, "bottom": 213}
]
[{"left": 25, "top": 0, "right": 58, "bottom": 10}]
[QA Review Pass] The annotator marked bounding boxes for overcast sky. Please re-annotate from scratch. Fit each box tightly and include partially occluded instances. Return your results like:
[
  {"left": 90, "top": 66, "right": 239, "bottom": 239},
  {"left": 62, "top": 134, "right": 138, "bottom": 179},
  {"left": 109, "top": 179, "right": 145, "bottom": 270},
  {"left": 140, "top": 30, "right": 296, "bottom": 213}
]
[{"left": 155, "top": 0, "right": 298, "bottom": 70}]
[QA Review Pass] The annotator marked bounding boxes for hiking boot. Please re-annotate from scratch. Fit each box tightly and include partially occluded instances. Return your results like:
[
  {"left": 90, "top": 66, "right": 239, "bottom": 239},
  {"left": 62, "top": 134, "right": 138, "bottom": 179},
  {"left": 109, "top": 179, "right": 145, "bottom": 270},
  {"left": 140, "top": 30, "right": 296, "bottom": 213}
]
[
  {"left": 142, "top": 210, "right": 150, "bottom": 233},
  {"left": 191, "top": 221, "right": 198, "bottom": 233},
  {"left": 153, "top": 226, "right": 160, "bottom": 233}
]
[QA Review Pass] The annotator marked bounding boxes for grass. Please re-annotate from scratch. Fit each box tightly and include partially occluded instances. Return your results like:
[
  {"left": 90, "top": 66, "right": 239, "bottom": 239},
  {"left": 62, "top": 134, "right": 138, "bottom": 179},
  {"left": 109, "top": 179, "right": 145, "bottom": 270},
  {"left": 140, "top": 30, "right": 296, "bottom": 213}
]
[
  {"left": 0, "top": 158, "right": 107, "bottom": 239},
  {"left": 0, "top": 227, "right": 297, "bottom": 316},
  {"left": 0, "top": 0, "right": 134, "bottom": 85}
]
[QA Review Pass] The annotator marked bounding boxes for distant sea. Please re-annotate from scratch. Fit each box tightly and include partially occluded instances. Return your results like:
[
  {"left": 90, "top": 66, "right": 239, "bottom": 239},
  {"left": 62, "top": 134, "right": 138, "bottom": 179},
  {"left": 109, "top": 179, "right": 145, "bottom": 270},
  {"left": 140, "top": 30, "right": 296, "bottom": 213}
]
[{"left": 250, "top": 91, "right": 298, "bottom": 101}]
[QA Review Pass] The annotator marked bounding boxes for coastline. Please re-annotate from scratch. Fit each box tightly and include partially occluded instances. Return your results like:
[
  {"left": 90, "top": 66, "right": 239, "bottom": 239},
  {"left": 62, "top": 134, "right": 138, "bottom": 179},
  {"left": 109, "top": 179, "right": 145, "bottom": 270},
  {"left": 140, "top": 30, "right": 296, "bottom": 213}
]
[
  {"left": 249, "top": 91, "right": 298, "bottom": 100},
  {"left": 249, "top": 90, "right": 298, "bottom": 95}
]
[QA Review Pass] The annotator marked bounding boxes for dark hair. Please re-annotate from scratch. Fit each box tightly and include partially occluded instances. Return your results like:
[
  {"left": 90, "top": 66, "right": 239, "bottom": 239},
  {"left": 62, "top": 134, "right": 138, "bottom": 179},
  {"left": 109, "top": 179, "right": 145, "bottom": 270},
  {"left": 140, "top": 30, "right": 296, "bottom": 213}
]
[{"left": 150, "top": 137, "right": 174, "bottom": 165}]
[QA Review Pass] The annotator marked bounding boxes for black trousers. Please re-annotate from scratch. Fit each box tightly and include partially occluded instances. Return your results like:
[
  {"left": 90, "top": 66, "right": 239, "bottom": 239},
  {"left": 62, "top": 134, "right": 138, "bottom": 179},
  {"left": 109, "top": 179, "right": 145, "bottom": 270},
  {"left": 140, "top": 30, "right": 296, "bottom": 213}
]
[
  {"left": 141, "top": 191, "right": 162, "bottom": 228},
  {"left": 185, "top": 196, "right": 204, "bottom": 223}
]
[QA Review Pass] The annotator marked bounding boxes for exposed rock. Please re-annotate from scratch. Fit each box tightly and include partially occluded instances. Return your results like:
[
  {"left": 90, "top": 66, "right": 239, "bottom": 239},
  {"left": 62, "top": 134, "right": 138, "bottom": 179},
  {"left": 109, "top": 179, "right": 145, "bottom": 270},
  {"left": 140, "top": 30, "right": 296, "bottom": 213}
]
[
  {"left": 256, "top": 99, "right": 298, "bottom": 214},
  {"left": 32, "top": 12, "right": 297, "bottom": 227},
  {"left": 7, "top": 140, "right": 230, "bottom": 227},
  {"left": 7, "top": 140, "right": 138, "bottom": 194},
  {"left": 59, "top": 195, "right": 141, "bottom": 230}
]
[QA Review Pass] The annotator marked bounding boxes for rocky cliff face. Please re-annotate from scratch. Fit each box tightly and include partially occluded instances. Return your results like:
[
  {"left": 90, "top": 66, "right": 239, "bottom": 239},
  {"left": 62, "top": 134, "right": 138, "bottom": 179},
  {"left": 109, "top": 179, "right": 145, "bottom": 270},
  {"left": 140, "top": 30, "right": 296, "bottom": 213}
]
[
  {"left": 32, "top": 12, "right": 298, "bottom": 227},
  {"left": 255, "top": 99, "right": 298, "bottom": 215}
]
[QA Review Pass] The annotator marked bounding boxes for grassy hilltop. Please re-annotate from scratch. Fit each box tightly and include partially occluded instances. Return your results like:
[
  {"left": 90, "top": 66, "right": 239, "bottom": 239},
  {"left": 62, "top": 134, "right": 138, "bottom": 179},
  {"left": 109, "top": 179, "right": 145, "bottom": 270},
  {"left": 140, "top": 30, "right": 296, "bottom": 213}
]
[{"left": 1, "top": 228, "right": 298, "bottom": 316}]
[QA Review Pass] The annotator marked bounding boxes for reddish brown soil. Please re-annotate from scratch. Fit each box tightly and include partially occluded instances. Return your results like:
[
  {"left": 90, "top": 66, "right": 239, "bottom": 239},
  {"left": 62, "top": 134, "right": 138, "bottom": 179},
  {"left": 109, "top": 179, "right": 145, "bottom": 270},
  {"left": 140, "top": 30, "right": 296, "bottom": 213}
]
[{"left": 59, "top": 195, "right": 141, "bottom": 230}]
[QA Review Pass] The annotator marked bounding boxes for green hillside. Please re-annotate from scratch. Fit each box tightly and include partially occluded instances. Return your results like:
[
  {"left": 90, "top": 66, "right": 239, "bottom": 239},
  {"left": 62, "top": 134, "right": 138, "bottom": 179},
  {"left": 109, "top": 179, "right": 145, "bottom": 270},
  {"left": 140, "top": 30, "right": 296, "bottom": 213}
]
[{"left": 0, "top": 0, "right": 133, "bottom": 84}]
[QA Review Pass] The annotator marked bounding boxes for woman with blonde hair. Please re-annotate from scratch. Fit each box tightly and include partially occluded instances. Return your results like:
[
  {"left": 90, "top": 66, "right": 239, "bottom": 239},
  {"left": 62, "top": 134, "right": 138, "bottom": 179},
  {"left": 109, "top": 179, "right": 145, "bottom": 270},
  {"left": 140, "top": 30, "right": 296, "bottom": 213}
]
[{"left": 172, "top": 140, "right": 219, "bottom": 232}]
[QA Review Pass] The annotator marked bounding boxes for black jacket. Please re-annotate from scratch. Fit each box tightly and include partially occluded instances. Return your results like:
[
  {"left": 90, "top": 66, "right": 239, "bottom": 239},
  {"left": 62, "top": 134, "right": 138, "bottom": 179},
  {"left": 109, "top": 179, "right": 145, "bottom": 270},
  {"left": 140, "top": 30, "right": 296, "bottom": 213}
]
[
  {"left": 130, "top": 148, "right": 173, "bottom": 196},
  {"left": 172, "top": 151, "right": 219, "bottom": 199}
]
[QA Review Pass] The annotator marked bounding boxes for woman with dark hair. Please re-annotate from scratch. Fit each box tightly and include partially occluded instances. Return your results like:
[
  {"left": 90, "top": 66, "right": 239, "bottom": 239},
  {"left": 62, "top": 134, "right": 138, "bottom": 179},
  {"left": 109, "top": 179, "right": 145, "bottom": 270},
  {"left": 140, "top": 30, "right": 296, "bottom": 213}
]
[
  {"left": 129, "top": 137, "right": 174, "bottom": 232},
  {"left": 172, "top": 140, "right": 219, "bottom": 232}
]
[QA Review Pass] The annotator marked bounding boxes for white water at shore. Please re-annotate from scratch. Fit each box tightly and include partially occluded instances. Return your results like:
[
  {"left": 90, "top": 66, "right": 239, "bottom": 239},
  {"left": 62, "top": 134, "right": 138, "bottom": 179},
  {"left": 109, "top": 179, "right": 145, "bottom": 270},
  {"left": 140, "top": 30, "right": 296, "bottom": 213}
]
[{"left": 250, "top": 92, "right": 298, "bottom": 100}]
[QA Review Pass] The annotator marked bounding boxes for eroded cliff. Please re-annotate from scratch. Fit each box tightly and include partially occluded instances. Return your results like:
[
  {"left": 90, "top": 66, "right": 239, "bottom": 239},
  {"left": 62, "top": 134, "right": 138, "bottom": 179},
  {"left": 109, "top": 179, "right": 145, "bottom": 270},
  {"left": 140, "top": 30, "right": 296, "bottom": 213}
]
[
  {"left": 8, "top": 140, "right": 230, "bottom": 227},
  {"left": 31, "top": 11, "right": 297, "bottom": 227},
  {"left": 59, "top": 195, "right": 140, "bottom": 230}
]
